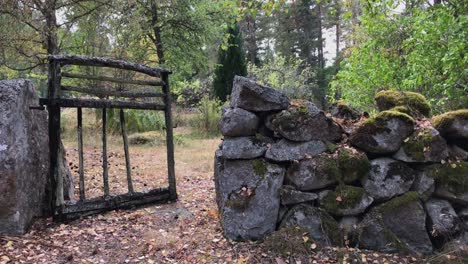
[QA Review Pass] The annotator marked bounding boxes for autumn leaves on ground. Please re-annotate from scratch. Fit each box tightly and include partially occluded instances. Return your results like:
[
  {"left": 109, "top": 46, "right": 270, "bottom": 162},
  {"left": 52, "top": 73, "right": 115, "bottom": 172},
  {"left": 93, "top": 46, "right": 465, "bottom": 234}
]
[{"left": 0, "top": 110, "right": 455, "bottom": 263}]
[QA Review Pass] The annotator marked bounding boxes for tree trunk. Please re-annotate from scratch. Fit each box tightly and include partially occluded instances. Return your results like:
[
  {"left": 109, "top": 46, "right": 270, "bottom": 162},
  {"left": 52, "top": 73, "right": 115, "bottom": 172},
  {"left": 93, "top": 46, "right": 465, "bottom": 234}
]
[
  {"left": 44, "top": 1, "right": 58, "bottom": 55},
  {"left": 150, "top": 1, "right": 165, "bottom": 65},
  {"left": 317, "top": 3, "right": 324, "bottom": 69},
  {"left": 335, "top": 0, "right": 340, "bottom": 58}
]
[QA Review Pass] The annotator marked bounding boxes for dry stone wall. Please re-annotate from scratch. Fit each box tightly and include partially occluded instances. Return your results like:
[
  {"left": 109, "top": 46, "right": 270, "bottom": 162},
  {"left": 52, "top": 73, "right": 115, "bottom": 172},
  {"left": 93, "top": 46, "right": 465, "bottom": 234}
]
[{"left": 214, "top": 76, "right": 468, "bottom": 254}]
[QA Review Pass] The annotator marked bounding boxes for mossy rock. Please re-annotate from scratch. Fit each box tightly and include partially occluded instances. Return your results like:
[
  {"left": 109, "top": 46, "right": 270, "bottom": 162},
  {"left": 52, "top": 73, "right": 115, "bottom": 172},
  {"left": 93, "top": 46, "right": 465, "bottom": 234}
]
[
  {"left": 375, "top": 90, "right": 431, "bottom": 117},
  {"left": 376, "top": 192, "right": 420, "bottom": 214},
  {"left": 425, "top": 162, "right": 468, "bottom": 195},
  {"left": 394, "top": 126, "right": 448, "bottom": 163},
  {"left": 432, "top": 109, "right": 468, "bottom": 140},
  {"left": 321, "top": 185, "right": 373, "bottom": 216},
  {"left": 337, "top": 147, "right": 371, "bottom": 183},
  {"left": 350, "top": 110, "right": 415, "bottom": 154},
  {"left": 262, "top": 225, "right": 316, "bottom": 256},
  {"left": 331, "top": 102, "right": 361, "bottom": 120}
]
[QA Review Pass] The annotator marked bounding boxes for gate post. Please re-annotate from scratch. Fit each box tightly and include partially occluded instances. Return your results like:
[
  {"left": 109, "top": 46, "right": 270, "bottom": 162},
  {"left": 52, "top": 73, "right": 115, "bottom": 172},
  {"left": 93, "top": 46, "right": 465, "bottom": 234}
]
[
  {"left": 47, "top": 58, "right": 64, "bottom": 219},
  {"left": 162, "top": 72, "right": 177, "bottom": 200}
]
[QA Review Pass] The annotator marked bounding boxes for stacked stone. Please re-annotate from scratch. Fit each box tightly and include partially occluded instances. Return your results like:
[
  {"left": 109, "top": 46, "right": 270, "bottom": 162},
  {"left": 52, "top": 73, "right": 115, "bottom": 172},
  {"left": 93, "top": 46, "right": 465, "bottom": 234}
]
[{"left": 215, "top": 76, "right": 468, "bottom": 255}]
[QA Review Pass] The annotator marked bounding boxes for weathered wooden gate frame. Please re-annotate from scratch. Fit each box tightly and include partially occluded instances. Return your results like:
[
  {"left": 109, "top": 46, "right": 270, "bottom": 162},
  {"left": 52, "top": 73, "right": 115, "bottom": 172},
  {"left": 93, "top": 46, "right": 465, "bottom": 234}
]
[{"left": 40, "top": 55, "right": 177, "bottom": 221}]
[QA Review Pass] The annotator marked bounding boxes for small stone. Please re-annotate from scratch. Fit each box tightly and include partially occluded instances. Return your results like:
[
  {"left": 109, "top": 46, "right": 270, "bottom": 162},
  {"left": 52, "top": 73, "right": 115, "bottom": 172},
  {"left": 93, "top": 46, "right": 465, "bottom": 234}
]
[
  {"left": 280, "top": 204, "right": 341, "bottom": 246},
  {"left": 220, "top": 107, "right": 260, "bottom": 137},
  {"left": 286, "top": 154, "right": 339, "bottom": 191},
  {"left": 393, "top": 127, "right": 448, "bottom": 163},
  {"left": 265, "top": 139, "right": 327, "bottom": 162},
  {"left": 231, "top": 76, "right": 290, "bottom": 112},
  {"left": 280, "top": 185, "right": 318, "bottom": 206},
  {"left": 331, "top": 102, "right": 361, "bottom": 120},
  {"left": 321, "top": 185, "right": 374, "bottom": 216},
  {"left": 410, "top": 171, "right": 435, "bottom": 201},
  {"left": 362, "top": 158, "right": 415, "bottom": 201},
  {"left": 269, "top": 102, "right": 343, "bottom": 142},
  {"left": 432, "top": 109, "right": 468, "bottom": 141},
  {"left": 221, "top": 137, "right": 267, "bottom": 160},
  {"left": 425, "top": 198, "right": 460, "bottom": 238}
]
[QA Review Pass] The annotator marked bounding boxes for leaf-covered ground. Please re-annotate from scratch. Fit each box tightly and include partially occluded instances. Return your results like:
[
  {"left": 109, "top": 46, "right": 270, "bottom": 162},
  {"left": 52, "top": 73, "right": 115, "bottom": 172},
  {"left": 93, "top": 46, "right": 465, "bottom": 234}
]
[{"left": 0, "top": 133, "right": 462, "bottom": 263}]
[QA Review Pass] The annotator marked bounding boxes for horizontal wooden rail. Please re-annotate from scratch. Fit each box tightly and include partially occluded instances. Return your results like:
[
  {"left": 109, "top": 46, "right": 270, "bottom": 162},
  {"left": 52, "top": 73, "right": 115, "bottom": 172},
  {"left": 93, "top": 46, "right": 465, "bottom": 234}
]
[
  {"left": 61, "top": 72, "right": 165, "bottom": 86},
  {"left": 61, "top": 85, "right": 165, "bottom": 98},
  {"left": 58, "top": 188, "right": 172, "bottom": 220},
  {"left": 40, "top": 98, "right": 166, "bottom": 110},
  {"left": 49, "top": 55, "right": 171, "bottom": 77}
]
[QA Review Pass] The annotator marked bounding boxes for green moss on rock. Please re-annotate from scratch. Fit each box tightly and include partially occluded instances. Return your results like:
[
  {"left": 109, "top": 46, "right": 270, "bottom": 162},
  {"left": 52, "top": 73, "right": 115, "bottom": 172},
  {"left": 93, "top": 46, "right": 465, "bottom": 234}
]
[
  {"left": 426, "top": 162, "right": 468, "bottom": 194},
  {"left": 337, "top": 148, "right": 371, "bottom": 183},
  {"left": 322, "top": 185, "right": 366, "bottom": 214},
  {"left": 252, "top": 159, "right": 268, "bottom": 177},
  {"left": 320, "top": 210, "right": 343, "bottom": 246},
  {"left": 225, "top": 187, "right": 256, "bottom": 211},
  {"left": 360, "top": 110, "right": 414, "bottom": 134},
  {"left": 375, "top": 90, "right": 431, "bottom": 117},
  {"left": 317, "top": 154, "right": 342, "bottom": 182},
  {"left": 377, "top": 192, "right": 420, "bottom": 214},
  {"left": 432, "top": 109, "right": 468, "bottom": 133},
  {"left": 401, "top": 128, "right": 435, "bottom": 161}
]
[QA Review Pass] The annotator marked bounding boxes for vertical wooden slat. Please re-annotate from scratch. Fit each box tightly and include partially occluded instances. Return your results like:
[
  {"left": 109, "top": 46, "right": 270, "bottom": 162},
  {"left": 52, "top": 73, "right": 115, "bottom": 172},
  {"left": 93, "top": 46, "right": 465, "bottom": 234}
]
[
  {"left": 47, "top": 59, "right": 64, "bottom": 221},
  {"left": 102, "top": 108, "right": 110, "bottom": 196},
  {"left": 120, "top": 109, "right": 134, "bottom": 193},
  {"left": 162, "top": 73, "right": 177, "bottom": 200},
  {"left": 77, "top": 107, "right": 85, "bottom": 200}
]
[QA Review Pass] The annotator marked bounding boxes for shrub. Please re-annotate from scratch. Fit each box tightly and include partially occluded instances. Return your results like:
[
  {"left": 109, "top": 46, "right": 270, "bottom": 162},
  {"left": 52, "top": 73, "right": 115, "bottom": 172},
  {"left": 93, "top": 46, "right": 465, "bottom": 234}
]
[
  {"left": 107, "top": 109, "right": 166, "bottom": 134},
  {"left": 189, "top": 97, "right": 222, "bottom": 136}
]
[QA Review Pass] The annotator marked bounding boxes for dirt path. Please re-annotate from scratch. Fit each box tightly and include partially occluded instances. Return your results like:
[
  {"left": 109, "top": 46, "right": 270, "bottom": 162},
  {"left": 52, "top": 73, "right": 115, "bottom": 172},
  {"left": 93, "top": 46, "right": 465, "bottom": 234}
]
[{"left": 0, "top": 138, "right": 429, "bottom": 263}]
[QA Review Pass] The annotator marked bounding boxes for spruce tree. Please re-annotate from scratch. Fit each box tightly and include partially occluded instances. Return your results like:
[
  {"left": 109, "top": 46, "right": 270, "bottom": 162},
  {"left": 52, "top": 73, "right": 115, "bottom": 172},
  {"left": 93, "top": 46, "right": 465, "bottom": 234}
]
[{"left": 213, "top": 23, "right": 247, "bottom": 102}]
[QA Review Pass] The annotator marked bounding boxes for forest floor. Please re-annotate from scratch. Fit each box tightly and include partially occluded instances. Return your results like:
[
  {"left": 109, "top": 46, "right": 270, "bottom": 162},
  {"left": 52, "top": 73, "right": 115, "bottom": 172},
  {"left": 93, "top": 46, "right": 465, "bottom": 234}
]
[{"left": 0, "top": 111, "right": 464, "bottom": 264}]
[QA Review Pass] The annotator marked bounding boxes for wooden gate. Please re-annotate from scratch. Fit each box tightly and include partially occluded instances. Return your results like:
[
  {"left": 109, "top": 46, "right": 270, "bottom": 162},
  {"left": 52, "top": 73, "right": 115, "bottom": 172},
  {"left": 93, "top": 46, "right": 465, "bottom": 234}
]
[{"left": 39, "top": 55, "right": 177, "bottom": 221}]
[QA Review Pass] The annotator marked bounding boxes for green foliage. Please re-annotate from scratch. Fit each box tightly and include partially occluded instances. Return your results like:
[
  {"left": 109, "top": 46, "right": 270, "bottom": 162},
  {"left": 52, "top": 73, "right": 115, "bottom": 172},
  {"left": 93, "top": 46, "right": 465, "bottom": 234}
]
[
  {"left": 173, "top": 78, "right": 212, "bottom": 108},
  {"left": 213, "top": 23, "right": 248, "bottom": 101},
  {"left": 248, "top": 55, "right": 322, "bottom": 106},
  {"left": 330, "top": 2, "right": 468, "bottom": 113},
  {"left": 189, "top": 97, "right": 222, "bottom": 136},
  {"left": 107, "top": 109, "right": 166, "bottom": 134}
]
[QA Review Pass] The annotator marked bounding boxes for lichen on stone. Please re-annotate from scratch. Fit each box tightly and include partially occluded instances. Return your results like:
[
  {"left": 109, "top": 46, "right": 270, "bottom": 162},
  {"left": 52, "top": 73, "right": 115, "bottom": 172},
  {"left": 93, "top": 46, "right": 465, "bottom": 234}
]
[
  {"left": 375, "top": 90, "right": 431, "bottom": 117},
  {"left": 432, "top": 109, "right": 468, "bottom": 132},
  {"left": 426, "top": 162, "right": 468, "bottom": 194},
  {"left": 377, "top": 192, "right": 420, "bottom": 214},
  {"left": 322, "top": 185, "right": 366, "bottom": 214}
]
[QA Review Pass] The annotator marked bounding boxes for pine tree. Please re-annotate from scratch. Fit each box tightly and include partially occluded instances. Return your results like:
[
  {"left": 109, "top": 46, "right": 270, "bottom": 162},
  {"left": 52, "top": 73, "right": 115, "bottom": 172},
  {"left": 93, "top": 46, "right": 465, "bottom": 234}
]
[{"left": 213, "top": 23, "right": 247, "bottom": 102}]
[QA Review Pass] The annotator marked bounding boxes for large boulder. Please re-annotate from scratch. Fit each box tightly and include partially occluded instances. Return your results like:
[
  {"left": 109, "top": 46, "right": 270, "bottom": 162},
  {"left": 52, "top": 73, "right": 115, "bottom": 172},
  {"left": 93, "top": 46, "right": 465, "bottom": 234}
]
[
  {"left": 425, "top": 198, "right": 460, "bottom": 238},
  {"left": 426, "top": 162, "right": 468, "bottom": 206},
  {"left": 350, "top": 111, "right": 415, "bottom": 154},
  {"left": 286, "top": 154, "right": 340, "bottom": 191},
  {"left": 265, "top": 139, "right": 327, "bottom": 162},
  {"left": 280, "top": 204, "right": 341, "bottom": 246},
  {"left": 432, "top": 109, "right": 468, "bottom": 144},
  {"left": 0, "top": 79, "right": 72, "bottom": 235},
  {"left": 268, "top": 103, "right": 343, "bottom": 142},
  {"left": 215, "top": 159, "right": 285, "bottom": 240},
  {"left": 393, "top": 126, "right": 448, "bottom": 163},
  {"left": 221, "top": 137, "right": 267, "bottom": 160},
  {"left": 374, "top": 90, "right": 431, "bottom": 117},
  {"left": 321, "top": 185, "right": 374, "bottom": 216},
  {"left": 230, "top": 76, "right": 290, "bottom": 112},
  {"left": 362, "top": 158, "right": 415, "bottom": 201},
  {"left": 220, "top": 107, "right": 259, "bottom": 137},
  {"left": 358, "top": 192, "right": 433, "bottom": 254},
  {"left": 448, "top": 144, "right": 468, "bottom": 161}
]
